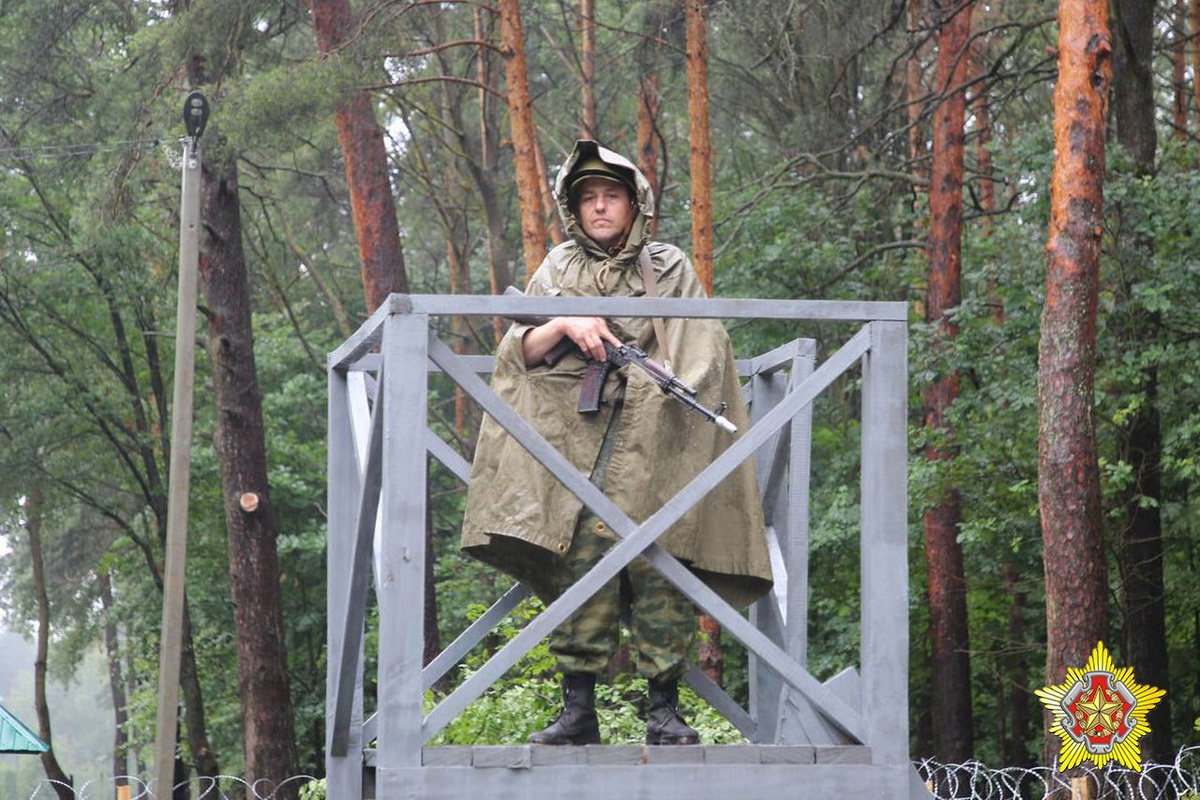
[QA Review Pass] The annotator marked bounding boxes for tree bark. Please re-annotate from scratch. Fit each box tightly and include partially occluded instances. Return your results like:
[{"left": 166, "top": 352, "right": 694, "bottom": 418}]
[
  {"left": 1111, "top": 0, "right": 1171, "bottom": 762},
  {"left": 1192, "top": 0, "right": 1200, "bottom": 132},
  {"left": 198, "top": 145, "right": 299, "bottom": 797},
  {"left": 637, "top": 75, "right": 662, "bottom": 238},
  {"left": 907, "top": 0, "right": 930, "bottom": 211},
  {"left": 923, "top": 0, "right": 974, "bottom": 763},
  {"left": 685, "top": 0, "right": 713, "bottom": 294},
  {"left": 473, "top": 5, "right": 517, "bottom": 314},
  {"left": 535, "top": 138, "right": 565, "bottom": 246},
  {"left": 498, "top": 0, "right": 548, "bottom": 278},
  {"left": 580, "top": 0, "right": 597, "bottom": 139},
  {"left": 1038, "top": 0, "right": 1110, "bottom": 768},
  {"left": 970, "top": 24, "right": 1002, "bottom": 325},
  {"left": 429, "top": 1, "right": 477, "bottom": 437},
  {"left": 999, "top": 561, "right": 1034, "bottom": 767},
  {"left": 1115, "top": 373, "right": 1171, "bottom": 758},
  {"left": 99, "top": 572, "right": 131, "bottom": 793},
  {"left": 683, "top": 0, "right": 722, "bottom": 684},
  {"left": 1111, "top": 0, "right": 1157, "bottom": 167},
  {"left": 307, "top": 0, "right": 410, "bottom": 312},
  {"left": 26, "top": 487, "right": 76, "bottom": 800},
  {"left": 1172, "top": 0, "right": 1189, "bottom": 140},
  {"left": 176, "top": 603, "right": 218, "bottom": 790}
]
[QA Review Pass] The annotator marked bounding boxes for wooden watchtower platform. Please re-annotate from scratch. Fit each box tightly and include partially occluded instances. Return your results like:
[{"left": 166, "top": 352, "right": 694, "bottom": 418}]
[{"left": 325, "top": 292, "right": 931, "bottom": 799}]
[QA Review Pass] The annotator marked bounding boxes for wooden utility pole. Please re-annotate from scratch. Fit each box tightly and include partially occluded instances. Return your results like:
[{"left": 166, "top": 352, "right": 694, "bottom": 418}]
[{"left": 153, "top": 92, "right": 205, "bottom": 800}]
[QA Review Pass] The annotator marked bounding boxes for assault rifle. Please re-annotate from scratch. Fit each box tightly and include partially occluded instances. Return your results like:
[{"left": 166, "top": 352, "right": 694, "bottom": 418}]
[{"left": 500, "top": 286, "right": 737, "bottom": 433}]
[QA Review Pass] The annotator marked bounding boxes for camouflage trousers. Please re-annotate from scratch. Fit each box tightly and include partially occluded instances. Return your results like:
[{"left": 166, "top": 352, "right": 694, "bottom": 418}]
[{"left": 546, "top": 400, "right": 696, "bottom": 681}]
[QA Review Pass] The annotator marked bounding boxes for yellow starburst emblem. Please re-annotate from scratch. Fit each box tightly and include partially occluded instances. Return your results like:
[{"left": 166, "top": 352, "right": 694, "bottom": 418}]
[{"left": 1035, "top": 640, "right": 1165, "bottom": 772}]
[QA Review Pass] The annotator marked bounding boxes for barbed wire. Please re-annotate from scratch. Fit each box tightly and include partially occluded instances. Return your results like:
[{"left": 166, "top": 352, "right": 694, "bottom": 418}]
[
  {"left": 13, "top": 750, "right": 1200, "bottom": 799},
  {"left": 21, "top": 774, "right": 321, "bottom": 800},
  {"left": 915, "top": 747, "right": 1200, "bottom": 799}
]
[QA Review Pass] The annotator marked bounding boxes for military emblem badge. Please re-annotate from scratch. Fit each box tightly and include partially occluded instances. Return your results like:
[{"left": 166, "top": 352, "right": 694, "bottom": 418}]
[{"left": 1036, "top": 640, "right": 1164, "bottom": 771}]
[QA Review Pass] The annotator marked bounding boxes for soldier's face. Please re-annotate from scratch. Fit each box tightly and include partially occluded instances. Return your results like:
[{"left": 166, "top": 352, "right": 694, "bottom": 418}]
[{"left": 575, "top": 177, "right": 636, "bottom": 250}]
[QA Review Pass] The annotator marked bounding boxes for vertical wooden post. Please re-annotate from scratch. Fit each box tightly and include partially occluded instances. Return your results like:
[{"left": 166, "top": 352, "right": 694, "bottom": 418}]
[
  {"left": 860, "top": 321, "right": 910, "bottom": 764},
  {"left": 748, "top": 362, "right": 790, "bottom": 743},
  {"left": 783, "top": 343, "right": 816, "bottom": 670},
  {"left": 375, "top": 312, "right": 430, "bottom": 780},
  {"left": 325, "top": 363, "right": 365, "bottom": 798},
  {"left": 152, "top": 124, "right": 202, "bottom": 799}
]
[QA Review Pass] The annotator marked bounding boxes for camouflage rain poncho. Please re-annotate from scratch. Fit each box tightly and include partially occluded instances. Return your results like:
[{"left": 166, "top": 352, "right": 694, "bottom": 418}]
[{"left": 461, "top": 141, "right": 772, "bottom": 609}]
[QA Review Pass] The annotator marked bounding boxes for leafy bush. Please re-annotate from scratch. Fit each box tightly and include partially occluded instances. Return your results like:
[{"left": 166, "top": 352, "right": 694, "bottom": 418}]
[
  {"left": 299, "top": 777, "right": 325, "bottom": 800},
  {"left": 425, "top": 597, "right": 744, "bottom": 746}
]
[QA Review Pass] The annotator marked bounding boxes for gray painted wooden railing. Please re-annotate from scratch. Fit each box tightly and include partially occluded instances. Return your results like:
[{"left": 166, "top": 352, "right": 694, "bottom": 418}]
[{"left": 325, "top": 293, "right": 928, "bottom": 800}]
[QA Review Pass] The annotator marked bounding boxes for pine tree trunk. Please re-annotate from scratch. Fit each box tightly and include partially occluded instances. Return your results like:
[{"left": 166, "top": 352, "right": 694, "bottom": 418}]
[
  {"left": 906, "top": 0, "right": 930, "bottom": 211},
  {"left": 1038, "top": 0, "right": 1110, "bottom": 768},
  {"left": 579, "top": 0, "right": 597, "bottom": 139},
  {"left": 99, "top": 572, "right": 131, "bottom": 791},
  {"left": 923, "top": 0, "right": 973, "bottom": 763},
  {"left": 535, "top": 140, "right": 565, "bottom": 246},
  {"left": 1000, "top": 561, "right": 1034, "bottom": 766},
  {"left": 473, "top": 5, "right": 517, "bottom": 316},
  {"left": 637, "top": 75, "right": 661, "bottom": 238},
  {"left": 969, "top": 16, "right": 1001, "bottom": 324},
  {"left": 1192, "top": 0, "right": 1200, "bottom": 130},
  {"left": 1111, "top": 0, "right": 1172, "bottom": 761},
  {"left": 26, "top": 487, "right": 76, "bottom": 800},
  {"left": 307, "top": 0, "right": 409, "bottom": 311},
  {"left": 178, "top": 604, "right": 219, "bottom": 787},
  {"left": 685, "top": 0, "right": 713, "bottom": 294},
  {"left": 498, "top": 0, "right": 548, "bottom": 278},
  {"left": 1172, "top": 0, "right": 1189, "bottom": 139},
  {"left": 198, "top": 145, "right": 299, "bottom": 797},
  {"left": 684, "top": 0, "right": 722, "bottom": 684}
]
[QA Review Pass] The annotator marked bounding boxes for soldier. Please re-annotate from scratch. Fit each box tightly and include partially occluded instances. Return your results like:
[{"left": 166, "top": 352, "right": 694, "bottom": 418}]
[{"left": 461, "top": 140, "right": 772, "bottom": 745}]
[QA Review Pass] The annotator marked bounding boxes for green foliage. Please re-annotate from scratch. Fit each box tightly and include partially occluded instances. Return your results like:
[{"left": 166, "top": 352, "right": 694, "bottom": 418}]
[
  {"left": 299, "top": 777, "right": 326, "bottom": 800},
  {"left": 422, "top": 597, "right": 743, "bottom": 747}
]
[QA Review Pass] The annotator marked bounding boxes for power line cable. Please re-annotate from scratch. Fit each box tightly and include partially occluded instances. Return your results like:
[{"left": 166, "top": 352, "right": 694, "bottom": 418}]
[{"left": 0, "top": 138, "right": 163, "bottom": 162}]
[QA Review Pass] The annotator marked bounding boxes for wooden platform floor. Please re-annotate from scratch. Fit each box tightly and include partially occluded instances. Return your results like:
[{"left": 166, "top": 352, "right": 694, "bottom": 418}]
[
  {"left": 357, "top": 745, "right": 931, "bottom": 800},
  {"left": 363, "top": 743, "right": 872, "bottom": 768}
]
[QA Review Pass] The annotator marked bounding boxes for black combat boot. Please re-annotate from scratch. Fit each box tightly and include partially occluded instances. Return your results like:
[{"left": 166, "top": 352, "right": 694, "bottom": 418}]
[
  {"left": 528, "top": 673, "right": 601, "bottom": 745},
  {"left": 646, "top": 678, "right": 700, "bottom": 745}
]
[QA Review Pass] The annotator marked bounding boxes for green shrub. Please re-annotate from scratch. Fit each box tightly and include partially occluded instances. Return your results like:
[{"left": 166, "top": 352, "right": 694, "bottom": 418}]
[{"left": 425, "top": 597, "right": 744, "bottom": 746}]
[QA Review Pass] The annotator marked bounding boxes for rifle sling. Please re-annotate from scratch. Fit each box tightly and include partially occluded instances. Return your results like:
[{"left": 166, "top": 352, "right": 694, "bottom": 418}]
[{"left": 638, "top": 247, "right": 674, "bottom": 370}]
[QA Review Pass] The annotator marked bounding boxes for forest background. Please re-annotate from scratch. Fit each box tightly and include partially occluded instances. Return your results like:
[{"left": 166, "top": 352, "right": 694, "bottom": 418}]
[{"left": 0, "top": 0, "right": 1198, "bottom": 795}]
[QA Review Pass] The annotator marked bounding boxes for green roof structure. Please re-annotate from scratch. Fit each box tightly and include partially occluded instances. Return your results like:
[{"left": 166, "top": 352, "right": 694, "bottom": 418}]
[{"left": 0, "top": 705, "right": 48, "bottom": 754}]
